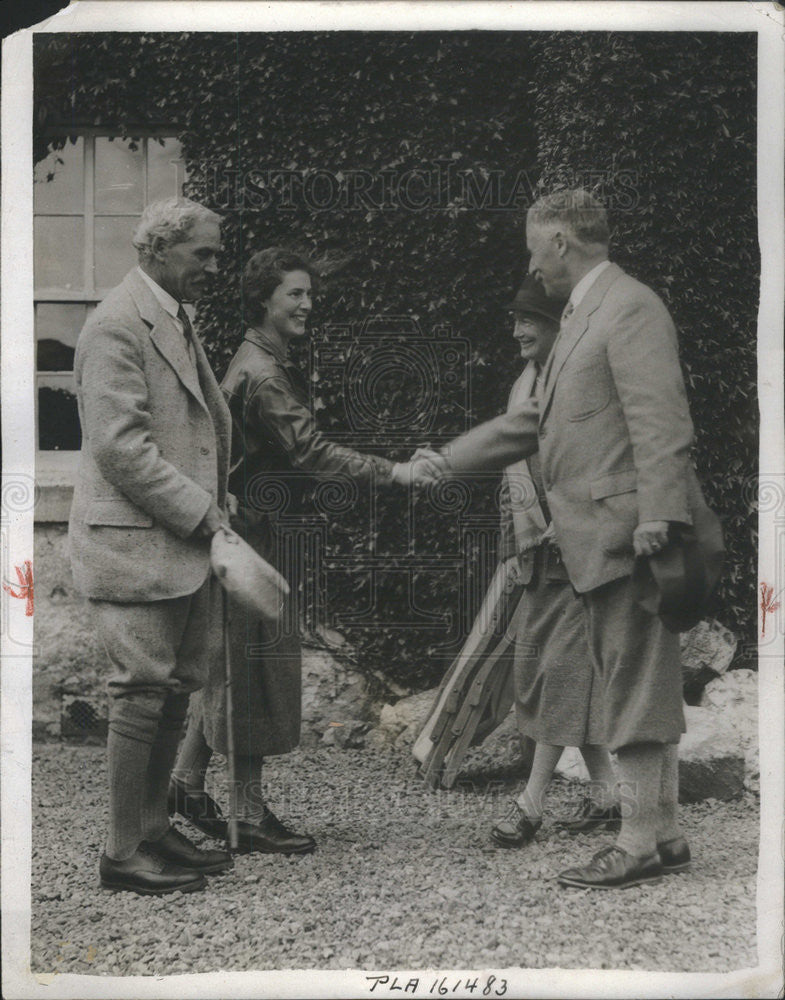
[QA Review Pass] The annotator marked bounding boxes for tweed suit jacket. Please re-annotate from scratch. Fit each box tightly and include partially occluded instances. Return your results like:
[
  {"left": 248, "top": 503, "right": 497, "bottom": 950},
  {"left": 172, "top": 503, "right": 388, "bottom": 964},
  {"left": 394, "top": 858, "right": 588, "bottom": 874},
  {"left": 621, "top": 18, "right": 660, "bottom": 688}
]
[
  {"left": 445, "top": 263, "right": 703, "bottom": 593},
  {"left": 69, "top": 268, "right": 232, "bottom": 602}
]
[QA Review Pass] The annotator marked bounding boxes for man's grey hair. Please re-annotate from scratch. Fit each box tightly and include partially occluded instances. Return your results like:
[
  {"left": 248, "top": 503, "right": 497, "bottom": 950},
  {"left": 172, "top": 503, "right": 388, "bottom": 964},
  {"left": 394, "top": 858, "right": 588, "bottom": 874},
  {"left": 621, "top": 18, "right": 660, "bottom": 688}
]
[
  {"left": 527, "top": 188, "right": 610, "bottom": 247},
  {"left": 132, "top": 197, "right": 221, "bottom": 259}
]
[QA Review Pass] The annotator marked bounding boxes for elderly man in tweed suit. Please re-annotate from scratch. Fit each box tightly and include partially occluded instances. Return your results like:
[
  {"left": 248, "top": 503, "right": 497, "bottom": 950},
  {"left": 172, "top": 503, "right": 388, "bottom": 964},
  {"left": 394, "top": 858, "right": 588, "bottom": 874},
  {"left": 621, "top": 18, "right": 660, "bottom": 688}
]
[
  {"left": 69, "top": 197, "right": 234, "bottom": 895},
  {"left": 440, "top": 189, "right": 706, "bottom": 889}
]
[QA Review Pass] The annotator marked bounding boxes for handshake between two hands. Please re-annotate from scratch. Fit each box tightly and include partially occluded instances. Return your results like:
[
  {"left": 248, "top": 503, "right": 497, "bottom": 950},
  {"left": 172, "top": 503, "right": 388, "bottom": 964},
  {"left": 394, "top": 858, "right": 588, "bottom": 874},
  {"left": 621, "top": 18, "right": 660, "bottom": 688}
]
[
  {"left": 391, "top": 447, "right": 450, "bottom": 489},
  {"left": 196, "top": 453, "right": 448, "bottom": 538}
]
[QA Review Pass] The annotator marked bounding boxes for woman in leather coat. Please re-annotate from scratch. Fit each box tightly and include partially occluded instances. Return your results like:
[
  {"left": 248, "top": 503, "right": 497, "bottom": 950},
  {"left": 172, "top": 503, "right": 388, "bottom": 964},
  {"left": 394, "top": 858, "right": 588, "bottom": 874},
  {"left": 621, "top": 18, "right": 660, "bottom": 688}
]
[{"left": 170, "top": 247, "right": 434, "bottom": 854}]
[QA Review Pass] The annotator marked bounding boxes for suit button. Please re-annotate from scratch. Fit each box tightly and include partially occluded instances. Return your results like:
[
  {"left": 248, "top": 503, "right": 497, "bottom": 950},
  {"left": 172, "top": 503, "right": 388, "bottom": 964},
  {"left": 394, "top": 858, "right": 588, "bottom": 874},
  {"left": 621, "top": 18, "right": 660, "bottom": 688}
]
[
  {"left": 538, "top": 426, "right": 547, "bottom": 437},
  {"left": 200, "top": 446, "right": 209, "bottom": 455}
]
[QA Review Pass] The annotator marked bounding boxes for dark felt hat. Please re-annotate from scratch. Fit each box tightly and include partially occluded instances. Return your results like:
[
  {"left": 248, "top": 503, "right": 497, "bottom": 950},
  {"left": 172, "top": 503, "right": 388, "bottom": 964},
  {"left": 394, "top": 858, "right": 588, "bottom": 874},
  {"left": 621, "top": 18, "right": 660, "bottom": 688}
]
[
  {"left": 508, "top": 275, "right": 565, "bottom": 325},
  {"left": 632, "top": 504, "right": 725, "bottom": 633}
]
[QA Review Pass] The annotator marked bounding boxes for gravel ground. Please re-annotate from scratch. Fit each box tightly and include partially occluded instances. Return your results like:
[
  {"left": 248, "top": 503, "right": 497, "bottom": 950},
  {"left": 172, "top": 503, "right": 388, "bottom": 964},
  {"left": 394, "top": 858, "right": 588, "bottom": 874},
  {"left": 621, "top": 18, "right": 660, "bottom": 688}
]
[{"left": 31, "top": 742, "right": 758, "bottom": 976}]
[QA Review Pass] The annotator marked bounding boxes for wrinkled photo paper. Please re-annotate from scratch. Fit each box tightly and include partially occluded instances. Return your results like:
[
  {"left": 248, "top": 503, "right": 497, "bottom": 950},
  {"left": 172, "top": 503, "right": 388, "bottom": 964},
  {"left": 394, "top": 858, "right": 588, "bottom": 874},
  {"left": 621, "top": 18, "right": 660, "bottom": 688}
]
[{"left": 2, "top": 2, "right": 783, "bottom": 998}]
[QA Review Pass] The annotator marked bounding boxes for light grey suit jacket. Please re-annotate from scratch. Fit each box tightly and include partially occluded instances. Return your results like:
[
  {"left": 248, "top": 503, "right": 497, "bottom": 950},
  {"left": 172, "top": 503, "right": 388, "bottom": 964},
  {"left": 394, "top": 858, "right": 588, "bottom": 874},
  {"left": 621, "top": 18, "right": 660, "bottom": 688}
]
[
  {"left": 445, "top": 263, "right": 704, "bottom": 593},
  {"left": 69, "top": 268, "right": 232, "bottom": 602}
]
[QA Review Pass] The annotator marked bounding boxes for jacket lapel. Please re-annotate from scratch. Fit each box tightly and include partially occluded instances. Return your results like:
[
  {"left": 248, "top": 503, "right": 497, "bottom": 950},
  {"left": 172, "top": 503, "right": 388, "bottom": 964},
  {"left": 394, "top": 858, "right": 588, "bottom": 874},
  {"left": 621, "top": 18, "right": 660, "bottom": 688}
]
[
  {"left": 125, "top": 269, "right": 208, "bottom": 411},
  {"left": 192, "top": 336, "right": 232, "bottom": 492},
  {"left": 539, "top": 262, "right": 622, "bottom": 424},
  {"left": 123, "top": 269, "right": 231, "bottom": 503}
]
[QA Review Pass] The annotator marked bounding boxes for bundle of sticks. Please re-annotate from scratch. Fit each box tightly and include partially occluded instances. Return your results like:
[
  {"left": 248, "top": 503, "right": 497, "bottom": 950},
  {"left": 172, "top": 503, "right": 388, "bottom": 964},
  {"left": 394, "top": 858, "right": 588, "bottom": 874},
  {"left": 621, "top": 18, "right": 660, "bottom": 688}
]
[{"left": 413, "top": 559, "right": 527, "bottom": 789}]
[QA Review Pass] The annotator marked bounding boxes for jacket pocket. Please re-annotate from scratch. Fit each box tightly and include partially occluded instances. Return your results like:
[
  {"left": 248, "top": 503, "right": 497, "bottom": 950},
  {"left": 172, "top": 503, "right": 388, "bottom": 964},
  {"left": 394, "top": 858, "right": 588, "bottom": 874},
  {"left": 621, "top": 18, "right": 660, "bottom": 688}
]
[
  {"left": 590, "top": 468, "right": 637, "bottom": 500},
  {"left": 85, "top": 498, "right": 154, "bottom": 528},
  {"left": 566, "top": 364, "right": 611, "bottom": 421},
  {"left": 590, "top": 469, "right": 638, "bottom": 556}
]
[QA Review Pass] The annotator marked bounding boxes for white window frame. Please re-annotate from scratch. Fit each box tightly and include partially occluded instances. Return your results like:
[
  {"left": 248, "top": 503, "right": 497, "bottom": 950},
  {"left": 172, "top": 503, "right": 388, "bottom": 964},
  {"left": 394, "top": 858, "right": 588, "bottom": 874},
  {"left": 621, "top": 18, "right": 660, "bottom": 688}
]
[{"left": 35, "top": 128, "right": 184, "bottom": 520}]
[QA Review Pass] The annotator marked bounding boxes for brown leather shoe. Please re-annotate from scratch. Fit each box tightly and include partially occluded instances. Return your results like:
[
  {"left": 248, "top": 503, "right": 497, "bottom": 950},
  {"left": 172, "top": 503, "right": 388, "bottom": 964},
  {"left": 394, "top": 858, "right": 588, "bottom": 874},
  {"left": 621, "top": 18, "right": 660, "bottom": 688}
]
[
  {"left": 168, "top": 778, "right": 228, "bottom": 840},
  {"left": 143, "top": 826, "right": 233, "bottom": 874},
  {"left": 658, "top": 836, "right": 691, "bottom": 873},
  {"left": 234, "top": 807, "right": 316, "bottom": 855},
  {"left": 99, "top": 846, "right": 206, "bottom": 895},
  {"left": 557, "top": 844, "right": 663, "bottom": 889},
  {"left": 490, "top": 801, "right": 541, "bottom": 848},
  {"left": 556, "top": 797, "right": 622, "bottom": 834}
]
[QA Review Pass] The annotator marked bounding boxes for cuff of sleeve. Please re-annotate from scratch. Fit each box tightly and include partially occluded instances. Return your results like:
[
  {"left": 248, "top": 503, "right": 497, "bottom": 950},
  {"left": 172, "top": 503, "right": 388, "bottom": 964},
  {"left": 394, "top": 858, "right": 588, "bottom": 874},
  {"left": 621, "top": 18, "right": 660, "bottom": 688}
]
[
  {"left": 176, "top": 491, "right": 214, "bottom": 539},
  {"left": 638, "top": 503, "right": 692, "bottom": 526}
]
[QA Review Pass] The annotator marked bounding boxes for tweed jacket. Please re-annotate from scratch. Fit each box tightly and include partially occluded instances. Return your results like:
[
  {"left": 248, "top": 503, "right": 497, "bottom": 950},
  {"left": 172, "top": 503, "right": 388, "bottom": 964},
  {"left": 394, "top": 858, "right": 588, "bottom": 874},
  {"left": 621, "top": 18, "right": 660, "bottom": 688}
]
[
  {"left": 222, "top": 327, "right": 394, "bottom": 514},
  {"left": 445, "top": 263, "right": 704, "bottom": 593},
  {"left": 69, "top": 268, "right": 232, "bottom": 602}
]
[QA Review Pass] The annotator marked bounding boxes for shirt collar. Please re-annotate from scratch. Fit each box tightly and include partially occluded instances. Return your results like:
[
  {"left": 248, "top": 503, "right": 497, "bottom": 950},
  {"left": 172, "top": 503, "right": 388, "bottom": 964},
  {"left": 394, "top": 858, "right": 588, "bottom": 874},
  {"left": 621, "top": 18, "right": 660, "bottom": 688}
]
[
  {"left": 137, "top": 266, "right": 181, "bottom": 321},
  {"left": 569, "top": 259, "right": 611, "bottom": 311},
  {"left": 245, "top": 326, "right": 291, "bottom": 365}
]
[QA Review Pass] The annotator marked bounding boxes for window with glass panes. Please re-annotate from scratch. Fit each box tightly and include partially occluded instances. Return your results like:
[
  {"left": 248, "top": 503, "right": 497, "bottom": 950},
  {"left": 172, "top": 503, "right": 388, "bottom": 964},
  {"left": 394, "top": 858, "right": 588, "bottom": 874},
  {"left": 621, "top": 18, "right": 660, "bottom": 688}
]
[{"left": 34, "top": 133, "right": 185, "bottom": 451}]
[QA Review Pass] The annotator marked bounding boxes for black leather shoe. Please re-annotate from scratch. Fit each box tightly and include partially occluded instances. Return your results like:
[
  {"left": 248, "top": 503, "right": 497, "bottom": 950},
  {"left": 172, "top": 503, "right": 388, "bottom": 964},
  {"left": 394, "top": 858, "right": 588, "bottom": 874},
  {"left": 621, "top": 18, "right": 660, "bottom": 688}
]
[
  {"left": 490, "top": 801, "right": 541, "bottom": 848},
  {"left": 556, "top": 797, "right": 622, "bottom": 834},
  {"left": 99, "top": 847, "right": 206, "bottom": 895},
  {"left": 143, "top": 826, "right": 233, "bottom": 874},
  {"left": 557, "top": 844, "right": 663, "bottom": 889},
  {"left": 168, "top": 778, "right": 228, "bottom": 840},
  {"left": 233, "top": 808, "right": 316, "bottom": 855},
  {"left": 658, "top": 836, "right": 691, "bottom": 873}
]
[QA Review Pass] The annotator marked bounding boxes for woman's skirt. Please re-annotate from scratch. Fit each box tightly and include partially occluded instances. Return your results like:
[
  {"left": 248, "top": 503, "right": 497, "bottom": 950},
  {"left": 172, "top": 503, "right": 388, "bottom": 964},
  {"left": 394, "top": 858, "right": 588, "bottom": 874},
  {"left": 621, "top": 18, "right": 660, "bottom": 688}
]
[{"left": 193, "top": 513, "right": 302, "bottom": 757}]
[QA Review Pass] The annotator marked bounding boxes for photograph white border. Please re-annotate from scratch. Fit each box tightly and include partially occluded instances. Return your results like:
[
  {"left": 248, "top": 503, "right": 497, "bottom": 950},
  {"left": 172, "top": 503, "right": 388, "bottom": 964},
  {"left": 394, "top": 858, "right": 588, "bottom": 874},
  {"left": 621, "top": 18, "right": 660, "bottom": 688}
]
[{"left": 2, "top": 3, "right": 783, "bottom": 998}]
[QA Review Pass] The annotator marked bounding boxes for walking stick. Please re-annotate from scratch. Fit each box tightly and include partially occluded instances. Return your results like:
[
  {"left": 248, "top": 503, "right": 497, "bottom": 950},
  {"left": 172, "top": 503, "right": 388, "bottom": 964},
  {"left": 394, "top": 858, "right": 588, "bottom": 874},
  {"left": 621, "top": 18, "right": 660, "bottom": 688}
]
[
  {"left": 223, "top": 586, "right": 239, "bottom": 851},
  {"left": 212, "top": 521, "right": 289, "bottom": 851}
]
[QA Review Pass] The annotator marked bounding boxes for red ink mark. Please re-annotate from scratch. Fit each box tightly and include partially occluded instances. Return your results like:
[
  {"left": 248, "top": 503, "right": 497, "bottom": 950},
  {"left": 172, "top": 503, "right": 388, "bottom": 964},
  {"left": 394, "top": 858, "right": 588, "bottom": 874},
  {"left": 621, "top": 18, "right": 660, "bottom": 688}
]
[
  {"left": 760, "top": 582, "right": 781, "bottom": 637},
  {"left": 3, "top": 560, "right": 34, "bottom": 616}
]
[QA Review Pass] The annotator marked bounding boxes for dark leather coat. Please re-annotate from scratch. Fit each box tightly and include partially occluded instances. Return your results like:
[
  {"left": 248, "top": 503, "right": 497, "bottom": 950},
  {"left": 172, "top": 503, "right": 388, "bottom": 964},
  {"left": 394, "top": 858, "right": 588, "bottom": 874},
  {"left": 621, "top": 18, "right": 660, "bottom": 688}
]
[{"left": 222, "top": 327, "right": 394, "bottom": 516}]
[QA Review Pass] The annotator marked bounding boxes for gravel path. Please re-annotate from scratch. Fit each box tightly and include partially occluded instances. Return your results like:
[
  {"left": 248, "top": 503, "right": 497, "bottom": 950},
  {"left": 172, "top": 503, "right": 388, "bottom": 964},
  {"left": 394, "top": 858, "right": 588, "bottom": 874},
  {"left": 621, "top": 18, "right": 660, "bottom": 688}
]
[{"left": 31, "top": 742, "right": 758, "bottom": 976}]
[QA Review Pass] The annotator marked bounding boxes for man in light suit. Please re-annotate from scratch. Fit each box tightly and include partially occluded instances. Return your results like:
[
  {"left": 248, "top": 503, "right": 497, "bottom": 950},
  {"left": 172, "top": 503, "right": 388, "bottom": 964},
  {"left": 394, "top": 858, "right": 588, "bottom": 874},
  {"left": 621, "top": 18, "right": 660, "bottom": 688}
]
[
  {"left": 440, "top": 189, "right": 700, "bottom": 888},
  {"left": 69, "top": 197, "right": 234, "bottom": 895}
]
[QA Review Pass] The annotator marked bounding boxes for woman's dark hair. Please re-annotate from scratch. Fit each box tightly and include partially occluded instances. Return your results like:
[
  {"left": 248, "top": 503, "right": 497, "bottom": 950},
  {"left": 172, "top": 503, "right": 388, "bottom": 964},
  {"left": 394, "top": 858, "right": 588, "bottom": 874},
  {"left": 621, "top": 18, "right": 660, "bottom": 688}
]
[{"left": 242, "top": 247, "right": 319, "bottom": 325}]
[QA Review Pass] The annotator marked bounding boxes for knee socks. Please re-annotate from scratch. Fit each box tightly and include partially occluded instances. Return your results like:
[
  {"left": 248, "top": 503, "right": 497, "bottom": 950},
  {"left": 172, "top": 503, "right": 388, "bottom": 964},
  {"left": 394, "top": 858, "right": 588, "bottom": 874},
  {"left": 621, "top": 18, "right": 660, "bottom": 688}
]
[
  {"left": 614, "top": 741, "right": 663, "bottom": 859},
  {"left": 656, "top": 741, "right": 682, "bottom": 844},
  {"left": 105, "top": 692, "right": 163, "bottom": 861},
  {"left": 140, "top": 692, "right": 188, "bottom": 842}
]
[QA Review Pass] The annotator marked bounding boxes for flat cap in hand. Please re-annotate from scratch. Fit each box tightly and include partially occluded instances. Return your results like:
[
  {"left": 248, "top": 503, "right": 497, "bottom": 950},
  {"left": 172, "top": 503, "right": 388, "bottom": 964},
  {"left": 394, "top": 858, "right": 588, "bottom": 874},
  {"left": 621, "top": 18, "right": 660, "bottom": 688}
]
[
  {"left": 632, "top": 504, "right": 724, "bottom": 634},
  {"left": 210, "top": 525, "right": 290, "bottom": 624}
]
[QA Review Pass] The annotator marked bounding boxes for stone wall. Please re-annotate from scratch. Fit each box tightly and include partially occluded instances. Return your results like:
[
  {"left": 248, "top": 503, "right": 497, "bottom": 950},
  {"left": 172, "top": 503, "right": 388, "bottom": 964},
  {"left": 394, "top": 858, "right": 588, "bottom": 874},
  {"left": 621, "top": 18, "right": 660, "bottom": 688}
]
[{"left": 34, "top": 525, "right": 107, "bottom": 737}]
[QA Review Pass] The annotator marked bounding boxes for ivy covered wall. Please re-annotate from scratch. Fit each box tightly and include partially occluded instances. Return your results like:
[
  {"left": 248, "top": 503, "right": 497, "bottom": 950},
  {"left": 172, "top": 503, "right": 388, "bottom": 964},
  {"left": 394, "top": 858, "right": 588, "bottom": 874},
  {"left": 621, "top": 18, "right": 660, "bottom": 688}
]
[
  {"left": 529, "top": 32, "right": 758, "bottom": 658},
  {"left": 34, "top": 30, "right": 758, "bottom": 684}
]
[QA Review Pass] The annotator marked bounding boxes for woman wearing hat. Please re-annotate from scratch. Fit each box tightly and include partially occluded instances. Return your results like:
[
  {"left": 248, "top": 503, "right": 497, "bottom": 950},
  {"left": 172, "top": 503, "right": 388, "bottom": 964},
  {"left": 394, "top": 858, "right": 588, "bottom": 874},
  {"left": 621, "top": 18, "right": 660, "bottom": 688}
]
[
  {"left": 415, "top": 275, "right": 620, "bottom": 842},
  {"left": 487, "top": 275, "right": 621, "bottom": 847},
  {"left": 171, "top": 247, "right": 437, "bottom": 854}
]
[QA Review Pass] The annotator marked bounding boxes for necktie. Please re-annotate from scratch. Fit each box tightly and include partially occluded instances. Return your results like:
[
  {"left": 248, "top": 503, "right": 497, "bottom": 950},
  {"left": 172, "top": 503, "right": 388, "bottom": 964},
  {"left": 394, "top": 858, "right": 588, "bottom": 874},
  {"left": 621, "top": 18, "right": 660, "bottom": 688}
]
[
  {"left": 177, "top": 305, "right": 197, "bottom": 366},
  {"left": 533, "top": 361, "right": 544, "bottom": 398},
  {"left": 541, "top": 305, "right": 573, "bottom": 390},
  {"left": 177, "top": 305, "right": 193, "bottom": 343}
]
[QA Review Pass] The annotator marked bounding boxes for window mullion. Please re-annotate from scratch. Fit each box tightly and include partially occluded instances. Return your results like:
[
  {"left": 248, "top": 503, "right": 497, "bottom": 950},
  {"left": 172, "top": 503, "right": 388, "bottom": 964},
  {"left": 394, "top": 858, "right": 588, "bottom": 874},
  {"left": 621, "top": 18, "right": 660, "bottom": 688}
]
[
  {"left": 142, "top": 136, "right": 149, "bottom": 204},
  {"left": 84, "top": 135, "right": 95, "bottom": 297}
]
